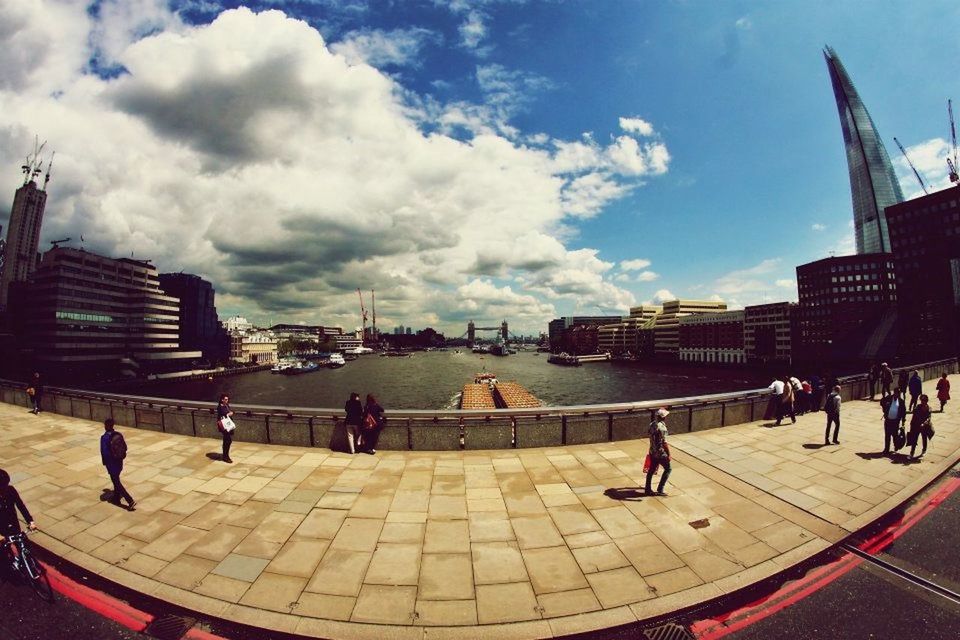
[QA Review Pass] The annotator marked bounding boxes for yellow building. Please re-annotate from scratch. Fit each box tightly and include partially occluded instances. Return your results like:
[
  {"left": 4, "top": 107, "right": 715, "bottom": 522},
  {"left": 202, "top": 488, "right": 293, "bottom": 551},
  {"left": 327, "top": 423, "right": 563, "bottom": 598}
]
[{"left": 653, "top": 300, "right": 727, "bottom": 359}]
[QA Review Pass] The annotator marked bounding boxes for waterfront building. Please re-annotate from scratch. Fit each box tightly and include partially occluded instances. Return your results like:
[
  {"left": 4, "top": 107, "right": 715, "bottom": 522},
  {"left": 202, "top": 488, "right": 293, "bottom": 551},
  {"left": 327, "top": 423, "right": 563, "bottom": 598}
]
[
  {"left": 13, "top": 247, "right": 201, "bottom": 378},
  {"left": 795, "top": 254, "right": 897, "bottom": 367},
  {"left": 548, "top": 315, "right": 624, "bottom": 352},
  {"left": 0, "top": 179, "right": 48, "bottom": 310},
  {"left": 332, "top": 332, "right": 362, "bottom": 352},
  {"left": 596, "top": 305, "right": 663, "bottom": 356},
  {"left": 566, "top": 324, "right": 600, "bottom": 355},
  {"left": 159, "top": 273, "right": 229, "bottom": 362},
  {"left": 679, "top": 310, "right": 745, "bottom": 364},
  {"left": 652, "top": 300, "right": 728, "bottom": 360},
  {"left": 824, "top": 46, "right": 904, "bottom": 254},
  {"left": 743, "top": 302, "right": 797, "bottom": 365},
  {"left": 230, "top": 331, "right": 278, "bottom": 364},
  {"left": 885, "top": 187, "right": 960, "bottom": 360},
  {"left": 224, "top": 315, "right": 253, "bottom": 333}
]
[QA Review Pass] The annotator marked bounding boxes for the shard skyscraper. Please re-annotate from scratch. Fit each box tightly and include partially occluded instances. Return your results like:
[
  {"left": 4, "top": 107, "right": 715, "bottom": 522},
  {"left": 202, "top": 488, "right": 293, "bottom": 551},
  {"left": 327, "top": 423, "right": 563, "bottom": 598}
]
[{"left": 824, "top": 46, "right": 904, "bottom": 254}]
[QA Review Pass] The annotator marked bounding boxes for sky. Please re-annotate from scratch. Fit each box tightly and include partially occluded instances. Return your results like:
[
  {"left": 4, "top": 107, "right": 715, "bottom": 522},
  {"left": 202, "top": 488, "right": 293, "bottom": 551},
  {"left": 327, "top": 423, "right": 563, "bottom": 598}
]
[{"left": 1, "top": 1, "right": 958, "bottom": 338}]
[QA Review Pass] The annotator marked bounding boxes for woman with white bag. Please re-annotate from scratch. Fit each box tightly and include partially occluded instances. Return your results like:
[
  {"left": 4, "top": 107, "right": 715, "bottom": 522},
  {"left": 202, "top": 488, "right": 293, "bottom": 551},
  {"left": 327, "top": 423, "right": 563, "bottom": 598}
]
[{"left": 217, "top": 393, "right": 236, "bottom": 463}]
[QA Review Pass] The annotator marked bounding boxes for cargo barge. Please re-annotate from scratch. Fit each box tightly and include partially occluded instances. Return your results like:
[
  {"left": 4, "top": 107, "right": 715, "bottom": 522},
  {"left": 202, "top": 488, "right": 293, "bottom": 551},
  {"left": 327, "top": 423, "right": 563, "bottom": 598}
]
[{"left": 459, "top": 373, "right": 541, "bottom": 409}]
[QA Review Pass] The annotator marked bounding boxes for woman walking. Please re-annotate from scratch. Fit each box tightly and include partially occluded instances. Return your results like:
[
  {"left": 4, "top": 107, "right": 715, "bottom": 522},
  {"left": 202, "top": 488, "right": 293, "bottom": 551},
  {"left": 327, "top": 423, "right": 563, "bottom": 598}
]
[
  {"left": 936, "top": 373, "right": 950, "bottom": 412},
  {"left": 359, "top": 394, "right": 385, "bottom": 455},
  {"left": 907, "top": 394, "right": 933, "bottom": 460},
  {"left": 216, "top": 393, "right": 234, "bottom": 463},
  {"left": 344, "top": 392, "right": 363, "bottom": 454}
]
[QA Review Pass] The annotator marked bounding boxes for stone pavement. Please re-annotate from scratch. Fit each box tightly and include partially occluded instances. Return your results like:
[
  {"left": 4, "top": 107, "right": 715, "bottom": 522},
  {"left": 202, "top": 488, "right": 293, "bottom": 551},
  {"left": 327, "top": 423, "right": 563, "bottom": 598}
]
[{"left": 1, "top": 379, "right": 958, "bottom": 640}]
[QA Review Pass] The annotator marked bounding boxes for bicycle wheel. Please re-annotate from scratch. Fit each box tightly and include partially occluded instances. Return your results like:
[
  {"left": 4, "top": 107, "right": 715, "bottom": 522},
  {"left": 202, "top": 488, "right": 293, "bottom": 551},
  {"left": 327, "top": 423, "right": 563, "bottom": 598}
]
[{"left": 20, "top": 544, "right": 53, "bottom": 602}]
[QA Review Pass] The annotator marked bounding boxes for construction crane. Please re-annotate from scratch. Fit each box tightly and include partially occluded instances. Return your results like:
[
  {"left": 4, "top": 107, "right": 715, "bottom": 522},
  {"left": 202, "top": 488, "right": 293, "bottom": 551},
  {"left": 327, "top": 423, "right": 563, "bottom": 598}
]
[
  {"left": 49, "top": 238, "right": 71, "bottom": 249},
  {"left": 371, "top": 289, "right": 377, "bottom": 341},
  {"left": 948, "top": 99, "right": 959, "bottom": 184},
  {"left": 357, "top": 288, "right": 368, "bottom": 343},
  {"left": 894, "top": 137, "right": 928, "bottom": 194}
]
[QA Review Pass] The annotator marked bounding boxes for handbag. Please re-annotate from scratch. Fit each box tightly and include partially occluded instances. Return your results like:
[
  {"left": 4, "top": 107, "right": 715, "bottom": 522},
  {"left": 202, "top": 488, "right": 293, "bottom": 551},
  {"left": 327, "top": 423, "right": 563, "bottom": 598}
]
[
  {"left": 922, "top": 419, "right": 935, "bottom": 439},
  {"left": 893, "top": 426, "right": 907, "bottom": 451},
  {"left": 363, "top": 413, "right": 378, "bottom": 430},
  {"left": 219, "top": 415, "right": 236, "bottom": 433},
  {"left": 26, "top": 387, "right": 35, "bottom": 396},
  {"left": 643, "top": 454, "right": 652, "bottom": 473}
]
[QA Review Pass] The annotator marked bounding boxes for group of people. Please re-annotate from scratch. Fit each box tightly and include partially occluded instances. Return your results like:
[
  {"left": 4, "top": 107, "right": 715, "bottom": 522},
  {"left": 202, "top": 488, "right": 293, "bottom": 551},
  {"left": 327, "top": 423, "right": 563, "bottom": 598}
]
[
  {"left": 877, "top": 371, "right": 950, "bottom": 461},
  {"left": 766, "top": 373, "right": 836, "bottom": 426},
  {"left": 344, "top": 392, "right": 385, "bottom": 455}
]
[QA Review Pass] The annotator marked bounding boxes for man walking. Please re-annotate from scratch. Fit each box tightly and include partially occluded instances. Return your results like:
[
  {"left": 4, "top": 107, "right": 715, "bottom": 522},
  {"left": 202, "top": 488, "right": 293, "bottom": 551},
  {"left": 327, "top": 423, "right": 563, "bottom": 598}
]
[
  {"left": 644, "top": 408, "right": 671, "bottom": 497},
  {"left": 824, "top": 385, "right": 842, "bottom": 445},
  {"left": 880, "top": 388, "right": 906, "bottom": 456},
  {"left": 100, "top": 419, "right": 135, "bottom": 510}
]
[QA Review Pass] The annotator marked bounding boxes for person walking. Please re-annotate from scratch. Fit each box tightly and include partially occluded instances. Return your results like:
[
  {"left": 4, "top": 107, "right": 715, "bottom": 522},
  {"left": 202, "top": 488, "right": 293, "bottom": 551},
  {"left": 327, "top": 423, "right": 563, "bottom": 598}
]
[
  {"left": 880, "top": 363, "right": 894, "bottom": 398},
  {"left": 0, "top": 469, "right": 37, "bottom": 547},
  {"left": 358, "top": 394, "right": 385, "bottom": 455},
  {"left": 344, "top": 392, "right": 363, "bottom": 454},
  {"left": 824, "top": 385, "right": 842, "bottom": 445},
  {"left": 907, "top": 394, "right": 933, "bottom": 461},
  {"left": 775, "top": 377, "right": 796, "bottom": 426},
  {"left": 907, "top": 370, "right": 922, "bottom": 412},
  {"left": 936, "top": 373, "right": 950, "bottom": 412},
  {"left": 216, "top": 394, "right": 235, "bottom": 464},
  {"left": 880, "top": 388, "right": 906, "bottom": 455},
  {"left": 868, "top": 363, "right": 880, "bottom": 400},
  {"left": 26, "top": 372, "right": 43, "bottom": 414},
  {"left": 100, "top": 419, "right": 135, "bottom": 510},
  {"left": 897, "top": 369, "right": 909, "bottom": 400},
  {"left": 644, "top": 408, "right": 671, "bottom": 496}
]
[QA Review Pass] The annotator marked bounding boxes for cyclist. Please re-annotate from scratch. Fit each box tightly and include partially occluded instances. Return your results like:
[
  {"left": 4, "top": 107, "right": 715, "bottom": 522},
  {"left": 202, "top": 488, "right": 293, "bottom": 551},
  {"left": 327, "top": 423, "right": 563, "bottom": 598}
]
[{"left": 1, "top": 469, "right": 38, "bottom": 549}]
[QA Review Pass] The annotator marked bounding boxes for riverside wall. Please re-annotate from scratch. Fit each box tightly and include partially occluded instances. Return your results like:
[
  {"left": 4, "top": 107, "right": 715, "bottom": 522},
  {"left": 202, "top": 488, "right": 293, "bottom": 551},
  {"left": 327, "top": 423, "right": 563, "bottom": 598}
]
[{"left": 2, "top": 358, "right": 956, "bottom": 451}]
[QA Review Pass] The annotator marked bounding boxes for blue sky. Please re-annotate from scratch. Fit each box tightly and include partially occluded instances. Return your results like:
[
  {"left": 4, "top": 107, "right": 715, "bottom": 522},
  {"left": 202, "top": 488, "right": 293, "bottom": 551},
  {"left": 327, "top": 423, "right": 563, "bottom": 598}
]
[{"left": 1, "top": 1, "right": 957, "bottom": 334}]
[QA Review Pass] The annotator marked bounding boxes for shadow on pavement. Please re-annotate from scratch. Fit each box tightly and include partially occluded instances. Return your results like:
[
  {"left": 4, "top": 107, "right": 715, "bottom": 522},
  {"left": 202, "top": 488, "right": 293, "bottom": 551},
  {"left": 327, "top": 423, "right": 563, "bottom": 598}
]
[{"left": 603, "top": 487, "right": 645, "bottom": 502}]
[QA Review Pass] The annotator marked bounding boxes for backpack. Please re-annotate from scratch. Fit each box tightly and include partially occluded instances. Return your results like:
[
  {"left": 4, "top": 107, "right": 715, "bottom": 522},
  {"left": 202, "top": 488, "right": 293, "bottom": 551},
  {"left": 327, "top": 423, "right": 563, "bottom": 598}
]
[{"left": 109, "top": 431, "right": 127, "bottom": 461}]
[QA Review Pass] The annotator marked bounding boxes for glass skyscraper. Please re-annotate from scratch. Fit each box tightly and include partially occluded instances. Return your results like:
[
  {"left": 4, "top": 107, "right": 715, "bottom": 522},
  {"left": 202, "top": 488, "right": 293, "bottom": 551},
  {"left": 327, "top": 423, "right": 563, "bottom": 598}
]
[{"left": 824, "top": 46, "right": 904, "bottom": 254}]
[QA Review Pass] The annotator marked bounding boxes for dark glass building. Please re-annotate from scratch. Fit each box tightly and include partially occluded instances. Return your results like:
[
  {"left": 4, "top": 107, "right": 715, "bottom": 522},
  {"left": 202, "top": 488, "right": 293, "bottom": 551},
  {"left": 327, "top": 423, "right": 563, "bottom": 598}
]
[
  {"left": 824, "top": 46, "right": 904, "bottom": 254},
  {"left": 159, "top": 272, "right": 229, "bottom": 363}
]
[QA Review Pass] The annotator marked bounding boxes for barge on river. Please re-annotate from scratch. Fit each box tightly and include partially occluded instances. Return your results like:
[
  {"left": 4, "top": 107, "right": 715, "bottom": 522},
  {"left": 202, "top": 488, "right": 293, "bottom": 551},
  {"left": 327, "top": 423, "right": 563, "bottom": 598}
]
[{"left": 459, "top": 373, "right": 541, "bottom": 409}]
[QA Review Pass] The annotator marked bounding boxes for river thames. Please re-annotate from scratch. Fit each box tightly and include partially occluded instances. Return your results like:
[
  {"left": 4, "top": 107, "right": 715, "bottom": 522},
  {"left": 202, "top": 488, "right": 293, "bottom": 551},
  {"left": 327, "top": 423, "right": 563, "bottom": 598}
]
[{"left": 127, "top": 351, "right": 771, "bottom": 410}]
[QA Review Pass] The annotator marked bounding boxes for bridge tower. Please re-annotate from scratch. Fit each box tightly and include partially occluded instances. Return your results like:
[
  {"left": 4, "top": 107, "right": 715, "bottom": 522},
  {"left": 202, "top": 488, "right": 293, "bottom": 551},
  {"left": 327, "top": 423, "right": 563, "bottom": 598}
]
[
  {"left": 501, "top": 320, "right": 508, "bottom": 343},
  {"left": 467, "top": 320, "right": 475, "bottom": 343}
]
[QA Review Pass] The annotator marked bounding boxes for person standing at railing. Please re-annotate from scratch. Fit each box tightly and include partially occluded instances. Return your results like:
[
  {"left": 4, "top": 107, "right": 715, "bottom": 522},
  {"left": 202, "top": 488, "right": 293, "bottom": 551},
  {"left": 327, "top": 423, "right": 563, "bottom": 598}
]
[
  {"left": 644, "top": 408, "right": 671, "bottom": 497},
  {"left": 765, "top": 377, "right": 784, "bottom": 421},
  {"left": 868, "top": 363, "right": 880, "bottom": 401},
  {"left": 775, "top": 376, "right": 796, "bottom": 426},
  {"left": 936, "top": 373, "right": 950, "bottom": 412},
  {"left": 0, "top": 469, "right": 37, "bottom": 546},
  {"left": 344, "top": 392, "right": 363, "bottom": 454},
  {"left": 824, "top": 385, "right": 842, "bottom": 445},
  {"left": 358, "top": 394, "right": 385, "bottom": 455}
]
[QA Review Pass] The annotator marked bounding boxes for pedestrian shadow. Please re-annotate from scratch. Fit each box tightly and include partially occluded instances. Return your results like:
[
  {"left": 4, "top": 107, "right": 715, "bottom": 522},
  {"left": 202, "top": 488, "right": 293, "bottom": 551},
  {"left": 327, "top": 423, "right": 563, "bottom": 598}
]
[
  {"left": 760, "top": 422, "right": 780, "bottom": 429},
  {"left": 603, "top": 487, "right": 644, "bottom": 502},
  {"left": 890, "top": 453, "right": 916, "bottom": 465},
  {"left": 856, "top": 452, "right": 889, "bottom": 460},
  {"left": 98, "top": 489, "right": 126, "bottom": 508},
  {"left": 205, "top": 452, "right": 224, "bottom": 461},
  {"left": 802, "top": 443, "right": 828, "bottom": 450}
]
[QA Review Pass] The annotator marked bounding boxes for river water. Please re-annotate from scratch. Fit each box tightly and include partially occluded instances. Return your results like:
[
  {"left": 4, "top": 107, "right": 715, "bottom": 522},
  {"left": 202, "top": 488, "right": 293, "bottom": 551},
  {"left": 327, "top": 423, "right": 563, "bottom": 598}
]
[{"left": 123, "top": 351, "right": 771, "bottom": 410}]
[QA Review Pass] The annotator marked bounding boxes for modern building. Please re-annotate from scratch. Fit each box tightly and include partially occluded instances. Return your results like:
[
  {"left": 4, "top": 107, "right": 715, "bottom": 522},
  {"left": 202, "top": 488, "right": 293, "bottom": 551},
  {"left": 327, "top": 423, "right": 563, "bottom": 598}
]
[
  {"left": 679, "top": 310, "right": 745, "bottom": 364},
  {"left": 0, "top": 178, "right": 48, "bottom": 310},
  {"left": 159, "top": 273, "right": 229, "bottom": 362},
  {"left": 885, "top": 187, "right": 960, "bottom": 360},
  {"left": 794, "top": 254, "right": 898, "bottom": 367},
  {"left": 652, "top": 300, "right": 728, "bottom": 359},
  {"left": 596, "top": 305, "right": 663, "bottom": 355},
  {"left": 744, "top": 302, "right": 797, "bottom": 365},
  {"left": 824, "top": 46, "right": 904, "bottom": 254},
  {"left": 13, "top": 247, "right": 201, "bottom": 378}
]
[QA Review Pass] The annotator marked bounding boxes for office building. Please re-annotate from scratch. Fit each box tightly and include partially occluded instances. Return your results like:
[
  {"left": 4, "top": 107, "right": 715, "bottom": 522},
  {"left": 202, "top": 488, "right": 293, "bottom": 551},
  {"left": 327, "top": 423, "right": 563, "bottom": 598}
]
[
  {"left": 744, "top": 302, "right": 797, "bottom": 365},
  {"left": 885, "top": 187, "right": 960, "bottom": 360},
  {"left": 596, "top": 305, "right": 663, "bottom": 355},
  {"left": 679, "top": 310, "right": 745, "bottom": 364},
  {"left": 547, "top": 315, "right": 624, "bottom": 352},
  {"left": 0, "top": 179, "right": 48, "bottom": 310},
  {"left": 824, "top": 46, "right": 904, "bottom": 253},
  {"left": 14, "top": 247, "right": 201, "bottom": 378},
  {"left": 795, "top": 254, "right": 897, "bottom": 366},
  {"left": 652, "top": 300, "right": 728, "bottom": 359},
  {"left": 159, "top": 273, "right": 229, "bottom": 362}
]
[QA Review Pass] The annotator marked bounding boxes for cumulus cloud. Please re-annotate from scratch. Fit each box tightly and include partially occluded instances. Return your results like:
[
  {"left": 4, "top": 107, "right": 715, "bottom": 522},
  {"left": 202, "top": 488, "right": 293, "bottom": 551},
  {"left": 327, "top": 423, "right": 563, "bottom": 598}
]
[
  {"left": 459, "top": 10, "right": 487, "bottom": 50},
  {"left": 651, "top": 289, "right": 675, "bottom": 304},
  {"left": 0, "top": 4, "right": 672, "bottom": 334},
  {"left": 894, "top": 137, "right": 953, "bottom": 199},
  {"left": 812, "top": 223, "right": 826, "bottom": 231},
  {"left": 735, "top": 17, "right": 752, "bottom": 30},
  {"left": 636, "top": 271, "right": 659, "bottom": 282},
  {"left": 331, "top": 27, "right": 437, "bottom": 67},
  {"left": 708, "top": 258, "right": 797, "bottom": 306},
  {"left": 620, "top": 258, "right": 652, "bottom": 271},
  {"left": 619, "top": 117, "right": 655, "bottom": 136}
]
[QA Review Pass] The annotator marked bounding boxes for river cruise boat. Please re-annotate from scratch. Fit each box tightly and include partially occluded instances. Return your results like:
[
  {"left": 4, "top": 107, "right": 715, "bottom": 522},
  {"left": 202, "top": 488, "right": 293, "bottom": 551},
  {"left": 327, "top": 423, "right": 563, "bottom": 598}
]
[
  {"left": 547, "top": 353, "right": 581, "bottom": 367},
  {"left": 326, "top": 353, "right": 346, "bottom": 368},
  {"left": 343, "top": 346, "right": 375, "bottom": 355},
  {"left": 271, "top": 358, "right": 299, "bottom": 373},
  {"left": 280, "top": 361, "right": 320, "bottom": 375}
]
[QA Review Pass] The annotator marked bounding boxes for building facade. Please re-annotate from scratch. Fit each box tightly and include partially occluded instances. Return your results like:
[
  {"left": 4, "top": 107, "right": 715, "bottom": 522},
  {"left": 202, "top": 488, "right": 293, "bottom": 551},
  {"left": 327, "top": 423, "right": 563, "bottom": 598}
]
[
  {"left": 548, "top": 315, "right": 624, "bottom": 352},
  {"left": 14, "top": 247, "right": 201, "bottom": 378},
  {"left": 223, "top": 315, "right": 253, "bottom": 333},
  {"left": 652, "top": 300, "right": 728, "bottom": 360},
  {"left": 885, "top": 187, "right": 960, "bottom": 360},
  {"left": 230, "top": 331, "right": 278, "bottom": 364},
  {"left": 795, "top": 254, "right": 897, "bottom": 366},
  {"left": 824, "top": 46, "right": 904, "bottom": 254},
  {"left": 744, "top": 302, "right": 796, "bottom": 365},
  {"left": 159, "top": 273, "right": 229, "bottom": 362},
  {"left": 0, "top": 180, "right": 48, "bottom": 310},
  {"left": 679, "top": 310, "right": 745, "bottom": 364}
]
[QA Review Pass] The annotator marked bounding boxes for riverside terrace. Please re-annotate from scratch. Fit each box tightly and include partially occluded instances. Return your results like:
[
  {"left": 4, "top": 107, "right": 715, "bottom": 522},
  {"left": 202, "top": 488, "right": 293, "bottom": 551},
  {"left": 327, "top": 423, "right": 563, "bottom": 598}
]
[
  {"left": 0, "top": 374, "right": 958, "bottom": 638},
  {"left": 1, "top": 358, "right": 957, "bottom": 450}
]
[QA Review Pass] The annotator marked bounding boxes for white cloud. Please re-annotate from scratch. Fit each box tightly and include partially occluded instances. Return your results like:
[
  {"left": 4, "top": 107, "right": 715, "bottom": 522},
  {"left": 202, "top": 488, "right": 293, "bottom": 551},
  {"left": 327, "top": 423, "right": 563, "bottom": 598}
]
[
  {"left": 0, "top": 5, "right": 672, "bottom": 335},
  {"left": 619, "top": 116, "right": 654, "bottom": 137},
  {"left": 652, "top": 289, "right": 675, "bottom": 303},
  {"left": 636, "top": 270, "right": 659, "bottom": 282},
  {"left": 709, "top": 259, "right": 797, "bottom": 306},
  {"left": 735, "top": 17, "right": 752, "bottom": 30},
  {"left": 620, "top": 258, "right": 652, "bottom": 271},
  {"left": 775, "top": 279, "right": 795, "bottom": 288},
  {"left": 331, "top": 27, "right": 436, "bottom": 67},
  {"left": 459, "top": 10, "right": 487, "bottom": 50},
  {"left": 812, "top": 223, "right": 826, "bottom": 231},
  {"left": 893, "top": 137, "right": 954, "bottom": 198}
]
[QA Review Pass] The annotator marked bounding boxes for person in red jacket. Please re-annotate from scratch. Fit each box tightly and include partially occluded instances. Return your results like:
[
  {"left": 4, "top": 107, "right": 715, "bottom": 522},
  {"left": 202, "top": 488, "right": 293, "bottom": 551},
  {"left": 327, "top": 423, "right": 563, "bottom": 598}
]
[{"left": 936, "top": 373, "right": 951, "bottom": 413}]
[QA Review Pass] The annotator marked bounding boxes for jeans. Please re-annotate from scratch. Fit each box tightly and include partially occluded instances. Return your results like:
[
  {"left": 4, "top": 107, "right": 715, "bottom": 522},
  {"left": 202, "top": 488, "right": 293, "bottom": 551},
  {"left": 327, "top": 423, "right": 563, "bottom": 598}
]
[
  {"left": 883, "top": 418, "right": 901, "bottom": 452},
  {"left": 109, "top": 472, "right": 134, "bottom": 506},
  {"left": 644, "top": 457, "right": 671, "bottom": 493},
  {"left": 825, "top": 415, "right": 840, "bottom": 443},
  {"left": 222, "top": 430, "right": 233, "bottom": 460}
]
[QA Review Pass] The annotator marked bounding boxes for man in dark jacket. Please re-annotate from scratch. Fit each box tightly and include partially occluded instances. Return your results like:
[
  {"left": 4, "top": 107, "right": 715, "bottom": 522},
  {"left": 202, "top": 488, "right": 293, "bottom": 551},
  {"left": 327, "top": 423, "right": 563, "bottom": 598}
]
[
  {"left": 28, "top": 372, "right": 43, "bottom": 414},
  {"left": 880, "top": 389, "right": 906, "bottom": 455},
  {"left": 100, "top": 419, "right": 135, "bottom": 510},
  {"left": 824, "top": 385, "right": 842, "bottom": 445},
  {"left": 0, "top": 469, "right": 37, "bottom": 544}
]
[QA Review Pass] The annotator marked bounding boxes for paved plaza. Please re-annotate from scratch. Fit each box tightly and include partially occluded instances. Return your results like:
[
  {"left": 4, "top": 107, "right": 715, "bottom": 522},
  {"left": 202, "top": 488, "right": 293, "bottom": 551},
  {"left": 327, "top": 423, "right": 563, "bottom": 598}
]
[{"left": 2, "top": 379, "right": 959, "bottom": 639}]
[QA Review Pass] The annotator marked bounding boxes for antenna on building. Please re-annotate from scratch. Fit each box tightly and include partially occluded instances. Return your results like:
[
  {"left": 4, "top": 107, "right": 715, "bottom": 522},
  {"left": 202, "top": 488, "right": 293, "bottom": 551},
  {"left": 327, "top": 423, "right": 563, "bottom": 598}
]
[
  {"left": 948, "top": 99, "right": 959, "bottom": 184},
  {"left": 894, "top": 137, "right": 928, "bottom": 194}
]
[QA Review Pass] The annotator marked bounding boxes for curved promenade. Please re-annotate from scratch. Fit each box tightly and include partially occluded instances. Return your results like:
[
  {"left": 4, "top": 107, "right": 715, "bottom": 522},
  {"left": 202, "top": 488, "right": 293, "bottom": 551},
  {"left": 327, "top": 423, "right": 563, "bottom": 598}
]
[{"left": 2, "top": 376, "right": 959, "bottom": 639}]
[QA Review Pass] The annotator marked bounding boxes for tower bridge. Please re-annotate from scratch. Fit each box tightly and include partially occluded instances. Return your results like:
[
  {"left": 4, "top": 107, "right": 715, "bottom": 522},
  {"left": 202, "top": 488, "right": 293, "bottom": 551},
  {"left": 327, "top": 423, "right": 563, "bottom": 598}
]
[{"left": 461, "top": 320, "right": 509, "bottom": 343}]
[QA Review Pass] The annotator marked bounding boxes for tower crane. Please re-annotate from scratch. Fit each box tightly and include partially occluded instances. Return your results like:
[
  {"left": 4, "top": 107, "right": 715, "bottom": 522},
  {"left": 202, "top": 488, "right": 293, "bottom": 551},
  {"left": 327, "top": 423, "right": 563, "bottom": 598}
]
[
  {"left": 948, "top": 99, "right": 959, "bottom": 184},
  {"left": 894, "top": 137, "right": 928, "bottom": 194},
  {"left": 49, "top": 238, "right": 71, "bottom": 249},
  {"left": 357, "top": 288, "right": 368, "bottom": 344},
  {"left": 371, "top": 289, "right": 377, "bottom": 341}
]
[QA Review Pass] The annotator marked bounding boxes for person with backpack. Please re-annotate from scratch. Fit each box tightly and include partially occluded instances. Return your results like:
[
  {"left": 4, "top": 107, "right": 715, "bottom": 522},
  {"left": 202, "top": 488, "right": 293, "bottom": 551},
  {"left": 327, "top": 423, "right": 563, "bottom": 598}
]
[
  {"left": 100, "top": 418, "right": 135, "bottom": 510},
  {"left": 358, "top": 394, "right": 385, "bottom": 455}
]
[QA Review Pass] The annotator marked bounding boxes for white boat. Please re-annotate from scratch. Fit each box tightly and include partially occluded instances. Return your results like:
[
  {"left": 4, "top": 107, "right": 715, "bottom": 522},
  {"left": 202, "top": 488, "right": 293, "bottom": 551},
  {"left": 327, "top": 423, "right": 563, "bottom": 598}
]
[
  {"left": 343, "top": 346, "right": 375, "bottom": 355},
  {"left": 271, "top": 358, "right": 298, "bottom": 373},
  {"left": 327, "top": 353, "right": 346, "bottom": 368}
]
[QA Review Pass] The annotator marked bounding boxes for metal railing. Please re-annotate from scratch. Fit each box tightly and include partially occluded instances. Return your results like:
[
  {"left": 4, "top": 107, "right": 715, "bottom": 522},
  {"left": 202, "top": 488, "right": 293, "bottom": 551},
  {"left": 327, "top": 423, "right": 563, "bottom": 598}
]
[{"left": 2, "top": 357, "right": 956, "bottom": 451}]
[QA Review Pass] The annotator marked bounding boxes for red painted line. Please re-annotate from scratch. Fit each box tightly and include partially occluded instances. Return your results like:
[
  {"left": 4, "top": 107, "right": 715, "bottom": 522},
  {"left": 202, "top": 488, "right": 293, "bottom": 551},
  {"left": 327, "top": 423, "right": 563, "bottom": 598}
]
[
  {"left": 690, "top": 474, "right": 960, "bottom": 639},
  {"left": 42, "top": 563, "right": 153, "bottom": 632},
  {"left": 183, "top": 627, "right": 230, "bottom": 640}
]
